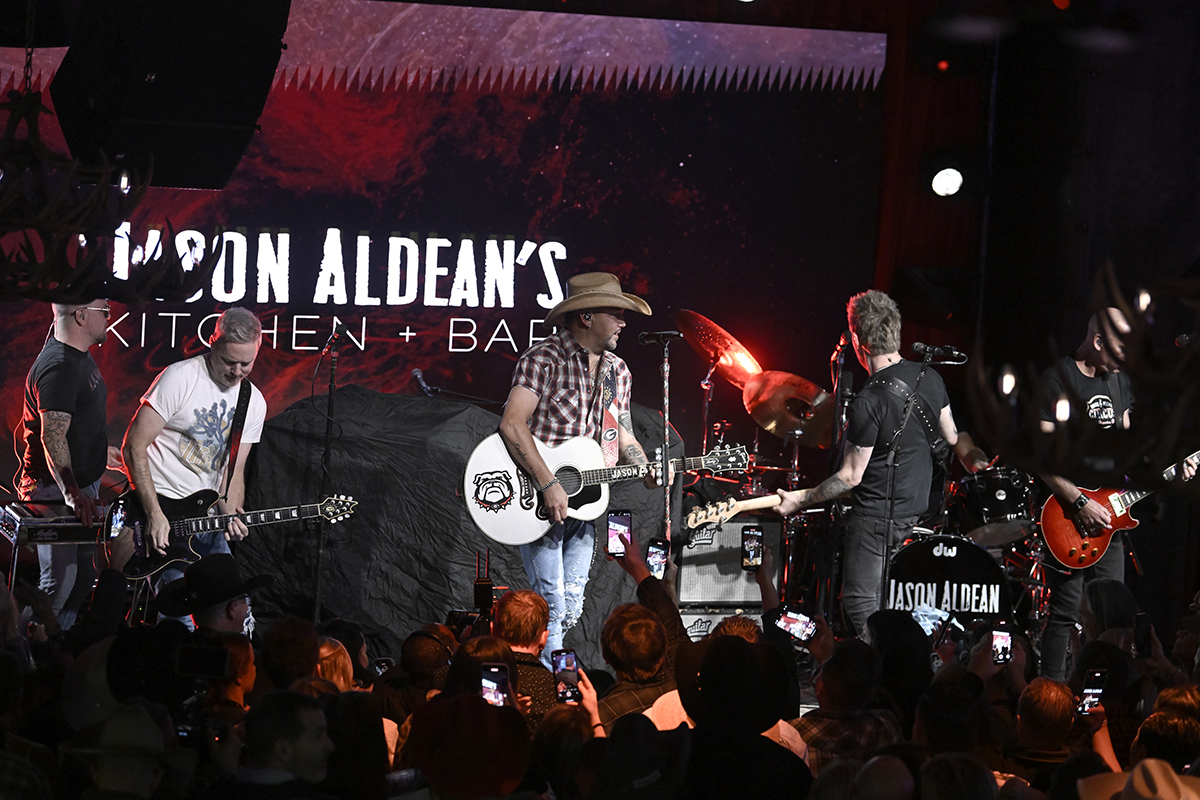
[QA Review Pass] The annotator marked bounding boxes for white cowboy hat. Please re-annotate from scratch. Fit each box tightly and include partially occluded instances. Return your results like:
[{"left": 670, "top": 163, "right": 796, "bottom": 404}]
[{"left": 544, "top": 272, "right": 651, "bottom": 326}]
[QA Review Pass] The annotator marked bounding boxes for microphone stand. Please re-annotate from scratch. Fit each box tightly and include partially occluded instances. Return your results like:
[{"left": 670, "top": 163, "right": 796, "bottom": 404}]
[
  {"left": 699, "top": 360, "right": 718, "bottom": 455},
  {"left": 823, "top": 335, "right": 852, "bottom": 623},
  {"left": 653, "top": 339, "right": 675, "bottom": 543},
  {"left": 878, "top": 351, "right": 935, "bottom": 623},
  {"left": 312, "top": 330, "right": 341, "bottom": 624}
]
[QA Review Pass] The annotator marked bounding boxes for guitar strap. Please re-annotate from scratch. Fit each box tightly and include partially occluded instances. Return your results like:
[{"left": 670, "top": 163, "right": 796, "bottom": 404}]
[
  {"left": 221, "top": 380, "right": 253, "bottom": 502},
  {"left": 865, "top": 373, "right": 946, "bottom": 456},
  {"left": 596, "top": 359, "right": 620, "bottom": 468}
]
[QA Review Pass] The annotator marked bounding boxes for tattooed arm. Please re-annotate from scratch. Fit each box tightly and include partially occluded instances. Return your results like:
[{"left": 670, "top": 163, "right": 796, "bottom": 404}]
[
  {"left": 499, "top": 385, "right": 569, "bottom": 523},
  {"left": 775, "top": 443, "right": 873, "bottom": 516},
  {"left": 39, "top": 410, "right": 100, "bottom": 526}
]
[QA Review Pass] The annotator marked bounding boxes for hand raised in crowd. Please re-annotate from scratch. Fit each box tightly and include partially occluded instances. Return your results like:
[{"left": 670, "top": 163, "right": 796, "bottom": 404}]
[
  {"left": 96, "top": 526, "right": 136, "bottom": 574},
  {"left": 803, "top": 614, "right": 835, "bottom": 664},
  {"left": 569, "top": 668, "right": 604, "bottom": 737},
  {"left": 613, "top": 533, "right": 652, "bottom": 585}
]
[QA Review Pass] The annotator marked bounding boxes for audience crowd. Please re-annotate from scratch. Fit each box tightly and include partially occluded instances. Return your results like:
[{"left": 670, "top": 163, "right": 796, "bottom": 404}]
[{"left": 4, "top": 533, "right": 1200, "bottom": 800}]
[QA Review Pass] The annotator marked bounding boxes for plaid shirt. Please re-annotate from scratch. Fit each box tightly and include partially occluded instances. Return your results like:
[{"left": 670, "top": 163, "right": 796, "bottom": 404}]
[
  {"left": 512, "top": 329, "right": 632, "bottom": 462},
  {"left": 790, "top": 707, "right": 904, "bottom": 776}
]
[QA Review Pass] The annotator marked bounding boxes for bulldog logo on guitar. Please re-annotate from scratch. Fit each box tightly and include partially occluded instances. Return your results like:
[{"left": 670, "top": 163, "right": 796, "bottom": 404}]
[{"left": 473, "top": 470, "right": 515, "bottom": 513}]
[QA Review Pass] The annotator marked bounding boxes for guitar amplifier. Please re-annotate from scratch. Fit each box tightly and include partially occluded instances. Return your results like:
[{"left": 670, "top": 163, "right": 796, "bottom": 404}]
[
  {"left": 679, "top": 608, "right": 764, "bottom": 641},
  {"left": 676, "top": 515, "right": 783, "bottom": 607}
]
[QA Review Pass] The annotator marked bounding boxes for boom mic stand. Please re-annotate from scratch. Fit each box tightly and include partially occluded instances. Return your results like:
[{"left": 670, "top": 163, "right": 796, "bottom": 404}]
[{"left": 311, "top": 323, "right": 345, "bottom": 624}]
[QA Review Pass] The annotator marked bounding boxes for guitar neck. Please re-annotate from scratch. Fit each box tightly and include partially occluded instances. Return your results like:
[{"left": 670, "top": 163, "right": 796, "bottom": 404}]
[
  {"left": 1114, "top": 448, "right": 1200, "bottom": 512},
  {"left": 171, "top": 503, "right": 322, "bottom": 536},
  {"left": 735, "top": 495, "right": 784, "bottom": 514},
  {"left": 578, "top": 456, "right": 691, "bottom": 488}
]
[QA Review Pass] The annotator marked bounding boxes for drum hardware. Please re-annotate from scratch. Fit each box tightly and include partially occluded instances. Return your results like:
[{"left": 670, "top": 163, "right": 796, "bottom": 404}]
[{"left": 677, "top": 310, "right": 764, "bottom": 455}]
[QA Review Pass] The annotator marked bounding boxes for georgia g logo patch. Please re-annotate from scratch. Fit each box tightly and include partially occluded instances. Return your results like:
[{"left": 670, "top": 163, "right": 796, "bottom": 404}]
[{"left": 473, "top": 470, "right": 515, "bottom": 513}]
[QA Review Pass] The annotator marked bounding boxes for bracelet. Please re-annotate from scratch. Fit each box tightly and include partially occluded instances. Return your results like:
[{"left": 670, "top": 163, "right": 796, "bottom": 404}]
[
  {"left": 592, "top": 722, "right": 604, "bottom": 729},
  {"left": 538, "top": 477, "right": 561, "bottom": 493},
  {"left": 1073, "top": 493, "right": 1090, "bottom": 511}
]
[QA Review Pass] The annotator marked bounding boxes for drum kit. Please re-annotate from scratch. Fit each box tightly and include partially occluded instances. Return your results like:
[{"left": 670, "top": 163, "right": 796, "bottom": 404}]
[{"left": 676, "top": 310, "right": 1052, "bottom": 643}]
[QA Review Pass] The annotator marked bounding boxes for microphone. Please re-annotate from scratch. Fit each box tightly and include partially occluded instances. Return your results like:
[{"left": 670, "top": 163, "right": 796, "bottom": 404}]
[
  {"left": 412, "top": 368, "right": 436, "bottom": 396},
  {"left": 320, "top": 321, "right": 351, "bottom": 357},
  {"left": 1177, "top": 332, "right": 1195, "bottom": 347},
  {"left": 833, "top": 330, "right": 851, "bottom": 357},
  {"left": 638, "top": 330, "right": 684, "bottom": 345},
  {"left": 912, "top": 342, "right": 967, "bottom": 361}
]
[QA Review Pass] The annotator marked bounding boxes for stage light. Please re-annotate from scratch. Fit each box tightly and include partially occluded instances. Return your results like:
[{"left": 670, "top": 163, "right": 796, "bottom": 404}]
[
  {"left": 1136, "top": 288, "right": 1151, "bottom": 313},
  {"left": 1055, "top": 395, "right": 1071, "bottom": 423},
  {"left": 999, "top": 366, "right": 1016, "bottom": 397},
  {"left": 931, "top": 168, "right": 964, "bottom": 197}
]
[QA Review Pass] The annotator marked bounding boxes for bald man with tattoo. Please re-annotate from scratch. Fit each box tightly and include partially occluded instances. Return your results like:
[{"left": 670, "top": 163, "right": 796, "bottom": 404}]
[
  {"left": 775, "top": 290, "right": 988, "bottom": 639},
  {"left": 16, "top": 299, "right": 115, "bottom": 629}
]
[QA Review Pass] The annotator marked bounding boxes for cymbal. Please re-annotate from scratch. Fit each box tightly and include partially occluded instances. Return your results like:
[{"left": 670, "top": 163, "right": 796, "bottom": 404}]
[
  {"left": 675, "top": 309, "right": 763, "bottom": 390},
  {"left": 742, "top": 370, "right": 834, "bottom": 447}
]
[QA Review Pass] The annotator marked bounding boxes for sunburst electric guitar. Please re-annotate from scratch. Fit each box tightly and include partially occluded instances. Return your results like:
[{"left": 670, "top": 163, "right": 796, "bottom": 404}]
[
  {"left": 1040, "top": 450, "right": 1200, "bottom": 569},
  {"left": 464, "top": 433, "right": 748, "bottom": 546},
  {"left": 103, "top": 490, "right": 357, "bottom": 579}
]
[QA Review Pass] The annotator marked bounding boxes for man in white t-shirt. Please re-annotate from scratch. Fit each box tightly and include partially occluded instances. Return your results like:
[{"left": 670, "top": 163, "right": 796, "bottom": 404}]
[{"left": 122, "top": 308, "right": 267, "bottom": 591}]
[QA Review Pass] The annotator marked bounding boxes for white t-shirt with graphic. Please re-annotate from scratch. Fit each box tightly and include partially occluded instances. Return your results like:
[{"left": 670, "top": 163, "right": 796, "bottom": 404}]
[{"left": 142, "top": 354, "right": 267, "bottom": 500}]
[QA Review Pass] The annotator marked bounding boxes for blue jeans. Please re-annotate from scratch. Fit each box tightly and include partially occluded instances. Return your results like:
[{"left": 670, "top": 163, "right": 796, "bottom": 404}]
[
  {"left": 29, "top": 480, "right": 100, "bottom": 631},
  {"left": 1040, "top": 533, "right": 1124, "bottom": 681},
  {"left": 520, "top": 518, "right": 595, "bottom": 665},
  {"left": 841, "top": 512, "right": 918, "bottom": 639},
  {"left": 155, "top": 529, "right": 231, "bottom": 628}
]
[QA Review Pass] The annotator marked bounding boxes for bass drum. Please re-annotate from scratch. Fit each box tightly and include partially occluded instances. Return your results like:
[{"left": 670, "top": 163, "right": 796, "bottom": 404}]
[{"left": 887, "top": 535, "right": 1012, "bottom": 629}]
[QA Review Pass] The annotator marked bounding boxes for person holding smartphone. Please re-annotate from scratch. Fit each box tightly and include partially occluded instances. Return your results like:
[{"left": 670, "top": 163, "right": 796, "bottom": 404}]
[
  {"left": 498, "top": 273, "right": 658, "bottom": 662},
  {"left": 492, "top": 589, "right": 557, "bottom": 731},
  {"left": 774, "top": 291, "right": 989, "bottom": 638}
]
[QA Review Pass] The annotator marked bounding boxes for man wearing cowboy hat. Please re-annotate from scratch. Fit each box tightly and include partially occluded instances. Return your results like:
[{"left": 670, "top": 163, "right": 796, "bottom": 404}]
[
  {"left": 156, "top": 553, "right": 273, "bottom": 634},
  {"left": 499, "top": 271, "right": 655, "bottom": 662},
  {"left": 64, "top": 702, "right": 197, "bottom": 799}
]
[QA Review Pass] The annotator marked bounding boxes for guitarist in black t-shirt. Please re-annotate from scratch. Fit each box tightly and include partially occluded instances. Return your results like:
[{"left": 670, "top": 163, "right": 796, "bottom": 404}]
[
  {"left": 1037, "top": 308, "right": 1197, "bottom": 679},
  {"left": 775, "top": 290, "right": 989, "bottom": 638}
]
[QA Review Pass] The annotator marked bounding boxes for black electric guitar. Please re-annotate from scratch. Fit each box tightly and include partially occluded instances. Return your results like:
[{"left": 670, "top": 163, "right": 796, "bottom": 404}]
[{"left": 104, "top": 489, "right": 357, "bottom": 579}]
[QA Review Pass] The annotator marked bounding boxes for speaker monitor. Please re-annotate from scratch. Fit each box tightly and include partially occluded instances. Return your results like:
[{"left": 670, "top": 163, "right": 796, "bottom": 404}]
[
  {"left": 50, "top": 0, "right": 291, "bottom": 189},
  {"left": 676, "top": 515, "right": 783, "bottom": 607}
]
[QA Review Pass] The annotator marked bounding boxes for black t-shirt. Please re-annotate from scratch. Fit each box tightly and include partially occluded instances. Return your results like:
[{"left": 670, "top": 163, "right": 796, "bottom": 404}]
[
  {"left": 846, "top": 359, "right": 950, "bottom": 518},
  {"left": 17, "top": 337, "right": 108, "bottom": 497},
  {"left": 1040, "top": 355, "right": 1131, "bottom": 429}
]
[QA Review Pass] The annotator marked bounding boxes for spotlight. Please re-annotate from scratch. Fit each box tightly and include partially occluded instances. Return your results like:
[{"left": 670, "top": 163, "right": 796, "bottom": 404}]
[
  {"left": 999, "top": 366, "right": 1016, "bottom": 397},
  {"left": 931, "top": 168, "right": 964, "bottom": 197},
  {"left": 1055, "top": 395, "right": 1071, "bottom": 423}
]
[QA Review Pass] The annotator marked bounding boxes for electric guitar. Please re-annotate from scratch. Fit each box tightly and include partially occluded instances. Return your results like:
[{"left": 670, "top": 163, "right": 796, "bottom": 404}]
[
  {"left": 103, "top": 489, "right": 357, "bottom": 579},
  {"left": 686, "top": 494, "right": 782, "bottom": 529},
  {"left": 463, "top": 433, "right": 748, "bottom": 545},
  {"left": 1040, "top": 450, "right": 1200, "bottom": 569}
]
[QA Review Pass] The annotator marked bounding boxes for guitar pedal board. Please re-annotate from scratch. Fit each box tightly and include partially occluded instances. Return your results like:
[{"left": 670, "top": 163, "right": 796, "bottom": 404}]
[{"left": 3, "top": 502, "right": 100, "bottom": 589}]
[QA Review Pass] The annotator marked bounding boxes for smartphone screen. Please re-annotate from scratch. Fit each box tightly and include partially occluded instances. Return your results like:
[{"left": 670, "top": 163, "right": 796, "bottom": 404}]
[
  {"left": 646, "top": 538, "right": 669, "bottom": 580},
  {"left": 552, "top": 648, "right": 581, "bottom": 703},
  {"left": 774, "top": 608, "right": 817, "bottom": 641},
  {"left": 741, "top": 526, "right": 763, "bottom": 570},
  {"left": 1133, "top": 612, "right": 1152, "bottom": 658},
  {"left": 480, "top": 663, "right": 510, "bottom": 707},
  {"left": 607, "top": 510, "right": 631, "bottom": 556},
  {"left": 1078, "top": 669, "right": 1106, "bottom": 714},
  {"left": 991, "top": 630, "right": 1012, "bottom": 664}
]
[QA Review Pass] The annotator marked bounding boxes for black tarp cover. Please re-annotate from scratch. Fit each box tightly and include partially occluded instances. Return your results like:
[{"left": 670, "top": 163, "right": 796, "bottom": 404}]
[{"left": 240, "top": 384, "right": 683, "bottom": 670}]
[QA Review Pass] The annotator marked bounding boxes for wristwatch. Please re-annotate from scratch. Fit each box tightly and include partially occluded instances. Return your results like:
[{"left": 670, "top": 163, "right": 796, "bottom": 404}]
[{"left": 1073, "top": 494, "right": 1090, "bottom": 512}]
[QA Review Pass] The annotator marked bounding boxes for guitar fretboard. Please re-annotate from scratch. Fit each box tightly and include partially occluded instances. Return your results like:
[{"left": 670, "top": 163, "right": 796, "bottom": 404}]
[
  {"left": 578, "top": 455, "right": 723, "bottom": 488},
  {"left": 171, "top": 504, "right": 320, "bottom": 536}
]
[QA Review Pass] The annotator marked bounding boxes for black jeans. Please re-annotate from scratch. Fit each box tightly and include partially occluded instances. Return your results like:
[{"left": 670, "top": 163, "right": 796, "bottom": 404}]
[
  {"left": 841, "top": 512, "right": 918, "bottom": 638},
  {"left": 1040, "top": 533, "right": 1124, "bottom": 681}
]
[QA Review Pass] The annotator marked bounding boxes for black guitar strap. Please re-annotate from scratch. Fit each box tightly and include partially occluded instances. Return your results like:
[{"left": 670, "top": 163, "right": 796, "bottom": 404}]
[
  {"left": 865, "top": 373, "right": 945, "bottom": 455},
  {"left": 221, "top": 380, "right": 253, "bottom": 502}
]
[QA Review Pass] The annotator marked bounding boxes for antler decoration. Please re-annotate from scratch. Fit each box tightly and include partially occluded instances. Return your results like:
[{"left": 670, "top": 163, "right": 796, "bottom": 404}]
[{"left": 968, "top": 262, "right": 1200, "bottom": 495}]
